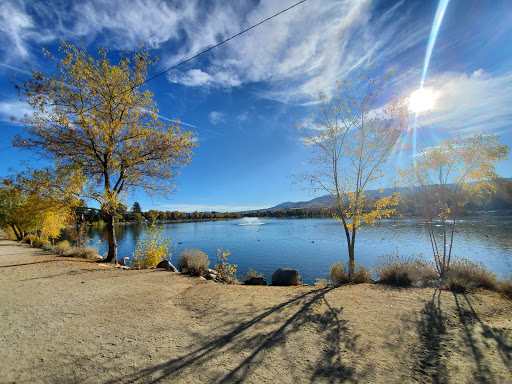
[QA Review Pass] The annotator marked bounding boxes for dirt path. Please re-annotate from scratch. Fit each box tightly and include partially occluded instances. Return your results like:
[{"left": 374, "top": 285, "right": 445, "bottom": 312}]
[{"left": 1, "top": 237, "right": 511, "bottom": 383}]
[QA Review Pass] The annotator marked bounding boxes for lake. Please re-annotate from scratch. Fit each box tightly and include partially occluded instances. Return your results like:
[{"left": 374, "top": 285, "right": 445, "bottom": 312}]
[{"left": 87, "top": 217, "right": 512, "bottom": 285}]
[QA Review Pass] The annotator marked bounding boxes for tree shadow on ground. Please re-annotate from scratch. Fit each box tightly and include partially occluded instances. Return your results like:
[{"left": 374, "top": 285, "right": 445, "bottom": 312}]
[
  {"left": 412, "top": 289, "right": 511, "bottom": 383},
  {"left": 106, "top": 287, "right": 368, "bottom": 384},
  {"left": 452, "top": 292, "right": 511, "bottom": 382},
  {"left": 413, "top": 289, "right": 448, "bottom": 383}
]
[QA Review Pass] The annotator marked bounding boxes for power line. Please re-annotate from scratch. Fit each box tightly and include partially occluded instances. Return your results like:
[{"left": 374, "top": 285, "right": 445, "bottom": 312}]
[
  {"left": 143, "top": 0, "right": 308, "bottom": 86},
  {"left": 78, "top": 0, "right": 307, "bottom": 114}
]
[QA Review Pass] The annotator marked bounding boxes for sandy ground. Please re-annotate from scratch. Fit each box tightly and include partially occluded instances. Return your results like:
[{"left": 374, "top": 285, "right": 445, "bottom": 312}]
[{"left": 0, "top": 236, "right": 511, "bottom": 384}]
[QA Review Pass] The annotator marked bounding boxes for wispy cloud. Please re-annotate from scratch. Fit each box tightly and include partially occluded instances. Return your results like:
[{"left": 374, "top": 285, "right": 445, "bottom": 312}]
[
  {"left": 2, "top": 0, "right": 429, "bottom": 103},
  {"left": 418, "top": 69, "right": 512, "bottom": 135},
  {"left": 208, "top": 111, "right": 225, "bottom": 125},
  {"left": 0, "top": 99, "right": 34, "bottom": 122}
]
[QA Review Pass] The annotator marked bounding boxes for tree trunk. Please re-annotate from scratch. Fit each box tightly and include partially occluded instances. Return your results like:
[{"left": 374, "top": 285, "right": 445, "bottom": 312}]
[
  {"left": 10, "top": 224, "right": 22, "bottom": 241},
  {"left": 103, "top": 213, "right": 118, "bottom": 263},
  {"left": 348, "top": 241, "right": 355, "bottom": 280}
]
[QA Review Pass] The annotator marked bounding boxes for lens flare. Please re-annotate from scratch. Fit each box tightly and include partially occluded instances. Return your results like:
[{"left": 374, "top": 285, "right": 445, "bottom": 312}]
[{"left": 410, "top": 0, "right": 450, "bottom": 165}]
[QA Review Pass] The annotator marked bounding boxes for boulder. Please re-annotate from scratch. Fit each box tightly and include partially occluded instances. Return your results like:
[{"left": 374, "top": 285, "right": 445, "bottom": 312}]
[
  {"left": 156, "top": 260, "right": 178, "bottom": 272},
  {"left": 245, "top": 277, "right": 267, "bottom": 286},
  {"left": 272, "top": 268, "right": 303, "bottom": 286},
  {"left": 118, "top": 257, "right": 130, "bottom": 266}
]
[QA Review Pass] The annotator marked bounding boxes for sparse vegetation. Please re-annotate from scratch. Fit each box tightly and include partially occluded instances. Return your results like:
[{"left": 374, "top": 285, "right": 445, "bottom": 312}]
[
  {"left": 443, "top": 257, "right": 496, "bottom": 293},
  {"left": 375, "top": 253, "right": 437, "bottom": 287},
  {"left": 178, "top": 249, "right": 210, "bottom": 276},
  {"left": 243, "top": 268, "right": 263, "bottom": 283},
  {"left": 330, "top": 262, "right": 372, "bottom": 285},
  {"left": 496, "top": 276, "right": 512, "bottom": 300}
]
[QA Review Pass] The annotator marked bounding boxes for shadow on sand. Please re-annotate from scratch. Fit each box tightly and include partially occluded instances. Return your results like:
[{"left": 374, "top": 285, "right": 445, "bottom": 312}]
[
  {"left": 413, "top": 289, "right": 511, "bottom": 383},
  {"left": 106, "top": 287, "right": 370, "bottom": 383}
]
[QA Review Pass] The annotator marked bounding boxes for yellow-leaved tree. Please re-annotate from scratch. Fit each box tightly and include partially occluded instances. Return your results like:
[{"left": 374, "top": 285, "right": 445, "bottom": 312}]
[
  {"left": 297, "top": 61, "right": 409, "bottom": 279},
  {"left": 14, "top": 42, "right": 197, "bottom": 263},
  {"left": 0, "top": 167, "right": 80, "bottom": 242},
  {"left": 401, "top": 133, "right": 509, "bottom": 277}
]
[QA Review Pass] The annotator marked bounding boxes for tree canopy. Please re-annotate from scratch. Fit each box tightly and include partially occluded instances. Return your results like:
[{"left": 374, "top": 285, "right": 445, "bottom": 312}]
[{"left": 14, "top": 42, "right": 197, "bottom": 262}]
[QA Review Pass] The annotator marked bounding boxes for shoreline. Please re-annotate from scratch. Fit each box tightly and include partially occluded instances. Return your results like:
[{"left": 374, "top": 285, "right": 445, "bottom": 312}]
[{"left": 1, "top": 235, "right": 511, "bottom": 383}]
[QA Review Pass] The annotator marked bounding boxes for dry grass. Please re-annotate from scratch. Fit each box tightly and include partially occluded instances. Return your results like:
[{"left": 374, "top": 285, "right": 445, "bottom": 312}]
[
  {"left": 444, "top": 257, "right": 496, "bottom": 293},
  {"left": 330, "top": 262, "right": 372, "bottom": 285},
  {"left": 375, "top": 253, "right": 437, "bottom": 287},
  {"left": 177, "top": 249, "right": 210, "bottom": 276}
]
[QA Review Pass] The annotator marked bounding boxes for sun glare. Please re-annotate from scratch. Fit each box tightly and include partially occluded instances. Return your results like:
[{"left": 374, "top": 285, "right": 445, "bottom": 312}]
[{"left": 408, "top": 88, "right": 438, "bottom": 113}]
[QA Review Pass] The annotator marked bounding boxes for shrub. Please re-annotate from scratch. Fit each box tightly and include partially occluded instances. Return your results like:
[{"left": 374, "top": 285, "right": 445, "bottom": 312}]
[
  {"left": 497, "top": 277, "right": 512, "bottom": 300},
  {"left": 330, "top": 262, "right": 349, "bottom": 285},
  {"left": 243, "top": 268, "right": 263, "bottom": 283},
  {"left": 54, "top": 240, "right": 71, "bottom": 255},
  {"left": 444, "top": 257, "right": 496, "bottom": 293},
  {"left": 178, "top": 249, "right": 210, "bottom": 276},
  {"left": 63, "top": 246, "right": 99, "bottom": 260},
  {"left": 131, "top": 225, "right": 171, "bottom": 269},
  {"left": 22, "top": 235, "right": 49, "bottom": 248},
  {"left": 330, "top": 262, "right": 371, "bottom": 285},
  {"left": 215, "top": 249, "right": 238, "bottom": 284},
  {"left": 42, "top": 242, "right": 55, "bottom": 252},
  {"left": 375, "top": 253, "right": 437, "bottom": 287}
]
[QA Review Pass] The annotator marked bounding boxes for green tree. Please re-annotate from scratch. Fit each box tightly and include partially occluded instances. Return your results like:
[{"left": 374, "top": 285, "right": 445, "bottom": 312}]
[
  {"left": 132, "top": 202, "right": 142, "bottom": 214},
  {"left": 401, "top": 133, "right": 509, "bottom": 277},
  {"left": 14, "top": 42, "right": 197, "bottom": 263},
  {"left": 297, "top": 61, "right": 409, "bottom": 279}
]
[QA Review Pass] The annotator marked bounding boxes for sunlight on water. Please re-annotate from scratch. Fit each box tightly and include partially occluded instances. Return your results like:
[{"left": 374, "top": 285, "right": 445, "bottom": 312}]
[{"left": 88, "top": 217, "right": 511, "bottom": 285}]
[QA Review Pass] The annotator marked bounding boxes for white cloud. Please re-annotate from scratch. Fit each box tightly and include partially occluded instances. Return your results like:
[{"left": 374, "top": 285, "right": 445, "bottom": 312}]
[
  {"left": 164, "top": 0, "right": 429, "bottom": 103},
  {"left": 418, "top": 70, "right": 512, "bottom": 134},
  {"left": 209, "top": 111, "right": 225, "bottom": 125},
  {"left": 0, "top": 1, "right": 34, "bottom": 57},
  {"left": 0, "top": 100, "right": 34, "bottom": 122}
]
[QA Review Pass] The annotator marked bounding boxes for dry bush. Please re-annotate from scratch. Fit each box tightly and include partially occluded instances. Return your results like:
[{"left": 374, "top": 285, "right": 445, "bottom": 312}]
[
  {"left": 444, "top": 257, "right": 496, "bottom": 293},
  {"left": 375, "top": 253, "right": 437, "bottom": 287},
  {"left": 42, "top": 242, "right": 55, "bottom": 252},
  {"left": 497, "top": 277, "right": 512, "bottom": 300},
  {"left": 54, "top": 240, "right": 71, "bottom": 255},
  {"left": 63, "top": 246, "right": 99, "bottom": 260},
  {"left": 178, "top": 249, "right": 210, "bottom": 276},
  {"left": 330, "top": 262, "right": 372, "bottom": 285},
  {"left": 243, "top": 268, "right": 263, "bottom": 283}
]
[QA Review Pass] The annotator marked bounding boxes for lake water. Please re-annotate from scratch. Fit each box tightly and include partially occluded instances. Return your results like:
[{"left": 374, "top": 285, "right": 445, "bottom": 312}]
[{"left": 87, "top": 217, "right": 512, "bottom": 285}]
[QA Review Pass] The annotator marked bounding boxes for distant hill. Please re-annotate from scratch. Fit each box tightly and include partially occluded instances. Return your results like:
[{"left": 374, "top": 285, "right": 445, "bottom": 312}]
[{"left": 268, "top": 186, "right": 415, "bottom": 211}]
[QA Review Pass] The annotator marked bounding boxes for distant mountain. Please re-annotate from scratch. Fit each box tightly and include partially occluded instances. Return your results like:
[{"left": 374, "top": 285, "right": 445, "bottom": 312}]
[{"left": 268, "top": 186, "right": 414, "bottom": 211}]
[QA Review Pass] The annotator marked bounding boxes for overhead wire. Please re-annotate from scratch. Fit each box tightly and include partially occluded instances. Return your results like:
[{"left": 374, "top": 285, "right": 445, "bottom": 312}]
[{"left": 3, "top": 0, "right": 308, "bottom": 152}]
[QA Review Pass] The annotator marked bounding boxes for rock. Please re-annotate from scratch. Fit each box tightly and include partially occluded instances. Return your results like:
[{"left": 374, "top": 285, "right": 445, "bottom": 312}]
[
  {"left": 245, "top": 277, "right": 267, "bottom": 286},
  {"left": 118, "top": 257, "right": 130, "bottom": 266},
  {"left": 156, "top": 260, "right": 178, "bottom": 272},
  {"left": 198, "top": 276, "right": 207, "bottom": 281},
  {"left": 272, "top": 268, "right": 303, "bottom": 286}
]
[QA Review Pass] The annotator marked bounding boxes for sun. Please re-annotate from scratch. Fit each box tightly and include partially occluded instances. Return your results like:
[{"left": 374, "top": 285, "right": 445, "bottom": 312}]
[{"left": 408, "top": 87, "right": 438, "bottom": 113}]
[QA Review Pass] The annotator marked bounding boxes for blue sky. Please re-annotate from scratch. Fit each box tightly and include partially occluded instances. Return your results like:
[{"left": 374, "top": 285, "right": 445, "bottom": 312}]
[{"left": 1, "top": 0, "right": 511, "bottom": 212}]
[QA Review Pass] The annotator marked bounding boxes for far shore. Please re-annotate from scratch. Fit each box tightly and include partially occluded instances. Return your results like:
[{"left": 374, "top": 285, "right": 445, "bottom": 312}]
[{"left": 1, "top": 234, "right": 511, "bottom": 383}]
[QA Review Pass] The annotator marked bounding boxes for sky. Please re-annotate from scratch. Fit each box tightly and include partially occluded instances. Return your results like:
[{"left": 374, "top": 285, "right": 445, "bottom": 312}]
[{"left": 1, "top": 0, "right": 511, "bottom": 212}]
